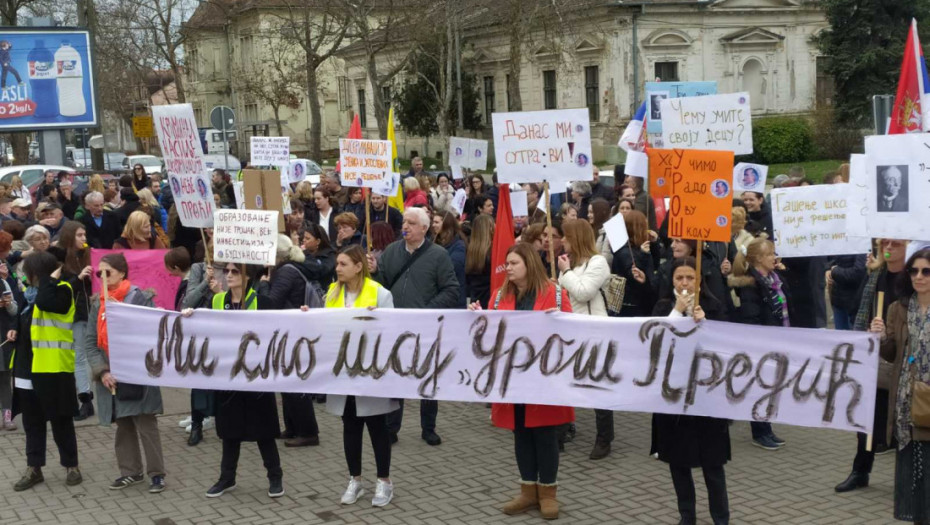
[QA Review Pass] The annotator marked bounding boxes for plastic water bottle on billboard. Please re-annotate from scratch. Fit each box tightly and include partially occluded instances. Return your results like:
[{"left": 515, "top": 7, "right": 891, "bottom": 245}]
[
  {"left": 55, "top": 42, "right": 85, "bottom": 116},
  {"left": 27, "top": 39, "right": 57, "bottom": 118}
]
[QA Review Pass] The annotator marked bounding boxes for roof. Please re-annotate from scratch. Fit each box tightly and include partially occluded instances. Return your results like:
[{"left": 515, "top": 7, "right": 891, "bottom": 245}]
[{"left": 183, "top": 0, "right": 419, "bottom": 31}]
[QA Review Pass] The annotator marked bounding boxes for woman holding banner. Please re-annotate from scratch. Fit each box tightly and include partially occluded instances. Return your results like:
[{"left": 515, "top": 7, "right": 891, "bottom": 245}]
[
  {"left": 869, "top": 247, "right": 930, "bottom": 524},
  {"left": 728, "top": 236, "right": 791, "bottom": 451},
  {"left": 653, "top": 256, "right": 730, "bottom": 525},
  {"left": 321, "top": 245, "right": 398, "bottom": 507},
  {"left": 468, "top": 242, "right": 573, "bottom": 520},
  {"left": 85, "top": 253, "right": 166, "bottom": 493}
]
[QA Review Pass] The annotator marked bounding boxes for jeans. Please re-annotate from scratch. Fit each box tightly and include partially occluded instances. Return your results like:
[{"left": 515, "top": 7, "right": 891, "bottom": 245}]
[
  {"left": 343, "top": 396, "right": 391, "bottom": 478},
  {"left": 595, "top": 409, "right": 614, "bottom": 442},
  {"left": 833, "top": 307, "right": 853, "bottom": 331},
  {"left": 750, "top": 421, "right": 774, "bottom": 440},
  {"left": 513, "top": 405, "right": 560, "bottom": 485},
  {"left": 115, "top": 414, "right": 165, "bottom": 477},
  {"left": 281, "top": 393, "right": 319, "bottom": 437},
  {"left": 72, "top": 321, "right": 91, "bottom": 395},
  {"left": 19, "top": 388, "right": 78, "bottom": 468},
  {"left": 386, "top": 399, "right": 438, "bottom": 435},
  {"left": 220, "top": 438, "right": 281, "bottom": 482},
  {"left": 670, "top": 464, "right": 729, "bottom": 524}
]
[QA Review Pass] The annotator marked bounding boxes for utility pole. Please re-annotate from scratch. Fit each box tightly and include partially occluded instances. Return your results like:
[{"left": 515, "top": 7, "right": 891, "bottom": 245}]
[{"left": 455, "top": 17, "right": 464, "bottom": 133}]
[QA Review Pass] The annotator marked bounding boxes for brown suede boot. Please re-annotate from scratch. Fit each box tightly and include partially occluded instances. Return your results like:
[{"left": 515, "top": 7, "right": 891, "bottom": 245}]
[
  {"left": 501, "top": 482, "right": 538, "bottom": 515},
  {"left": 537, "top": 484, "right": 559, "bottom": 519}
]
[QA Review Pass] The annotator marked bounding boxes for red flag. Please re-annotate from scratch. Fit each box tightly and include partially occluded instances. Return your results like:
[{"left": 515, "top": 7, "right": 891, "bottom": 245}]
[
  {"left": 335, "top": 114, "right": 363, "bottom": 173},
  {"left": 491, "top": 184, "right": 515, "bottom": 293},
  {"left": 889, "top": 19, "right": 928, "bottom": 134}
]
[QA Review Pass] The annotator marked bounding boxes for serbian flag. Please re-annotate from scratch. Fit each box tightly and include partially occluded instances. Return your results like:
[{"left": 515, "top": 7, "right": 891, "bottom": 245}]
[
  {"left": 490, "top": 184, "right": 515, "bottom": 293},
  {"left": 889, "top": 19, "right": 930, "bottom": 134},
  {"left": 618, "top": 101, "right": 647, "bottom": 152}
]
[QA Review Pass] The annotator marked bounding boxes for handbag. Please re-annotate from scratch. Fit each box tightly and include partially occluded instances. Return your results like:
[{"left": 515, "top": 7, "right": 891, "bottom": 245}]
[
  {"left": 911, "top": 364, "right": 930, "bottom": 428},
  {"left": 601, "top": 275, "right": 627, "bottom": 316}
]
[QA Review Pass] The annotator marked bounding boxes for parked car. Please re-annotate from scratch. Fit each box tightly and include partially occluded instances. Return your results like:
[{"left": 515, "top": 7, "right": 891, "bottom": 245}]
[
  {"left": 0, "top": 165, "right": 81, "bottom": 200},
  {"left": 203, "top": 154, "right": 241, "bottom": 175},
  {"left": 289, "top": 158, "right": 323, "bottom": 185},
  {"left": 122, "top": 154, "right": 164, "bottom": 176}
]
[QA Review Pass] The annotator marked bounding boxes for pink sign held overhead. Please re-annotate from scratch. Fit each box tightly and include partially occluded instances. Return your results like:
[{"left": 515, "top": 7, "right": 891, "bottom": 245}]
[{"left": 90, "top": 249, "right": 180, "bottom": 311}]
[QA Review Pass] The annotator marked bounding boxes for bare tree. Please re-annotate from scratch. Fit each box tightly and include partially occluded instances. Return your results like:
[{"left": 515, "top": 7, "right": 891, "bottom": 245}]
[{"left": 233, "top": 37, "right": 304, "bottom": 137}]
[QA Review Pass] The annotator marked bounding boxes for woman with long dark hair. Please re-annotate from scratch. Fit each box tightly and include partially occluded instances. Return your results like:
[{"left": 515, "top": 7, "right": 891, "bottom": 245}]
[
  {"left": 610, "top": 210, "right": 656, "bottom": 317},
  {"left": 465, "top": 214, "right": 494, "bottom": 309},
  {"left": 57, "top": 221, "right": 94, "bottom": 421},
  {"left": 131, "top": 164, "right": 150, "bottom": 192},
  {"left": 300, "top": 223, "right": 336, "bottom": 290},
  {"left": 432, "top": 211, "right": 466, "bottom": 308},
  {"left": 463, "top": 174, "right": 487, "bottom": 217}
]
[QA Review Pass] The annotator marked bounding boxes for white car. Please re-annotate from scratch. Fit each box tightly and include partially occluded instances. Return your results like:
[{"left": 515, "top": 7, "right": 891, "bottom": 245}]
[
  {"left": 122, "top": 155, "right": 164, "bottom": 176},
  {"left": 0, "top": 165, "right": 81, "bottom": 198}
]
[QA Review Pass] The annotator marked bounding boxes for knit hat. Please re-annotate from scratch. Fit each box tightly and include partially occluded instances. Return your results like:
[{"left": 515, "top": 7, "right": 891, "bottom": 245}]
[{"left": 276, "top": 234, "right": 305, "bottom": 265}]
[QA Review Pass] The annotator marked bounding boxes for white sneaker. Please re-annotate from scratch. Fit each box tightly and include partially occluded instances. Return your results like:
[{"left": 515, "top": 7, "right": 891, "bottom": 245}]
[
  {"left": 178, "top": 416, "right": 192, "bottom": 428},
  {"left": 340, "top": 478, "right": 364, "bottom": 505},
  {"left": 202, "top": 417, "right": 214, "bottom": 430},
  {"left": 371, "top": 479, "right": 393, "bottom": 507},
  {"left": 185, "top": 424, "right": 191, "bottom": 433}
]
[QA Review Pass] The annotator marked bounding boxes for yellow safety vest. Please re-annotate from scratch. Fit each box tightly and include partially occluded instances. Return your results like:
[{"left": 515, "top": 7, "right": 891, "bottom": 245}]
[
  {"left": 325, "top": 279, "right": 380, "bottom": 309},
  {"left": 212, "top": 288, "right": 257, "bottom": 311},
  {"left": 31, "top": 281, "right": 76, "bottom": 374}
]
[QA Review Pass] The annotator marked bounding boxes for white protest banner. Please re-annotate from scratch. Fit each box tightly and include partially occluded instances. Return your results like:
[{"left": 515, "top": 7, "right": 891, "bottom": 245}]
[
  {"left": 660, "top": 92, "right": 753, "bottom": 155},
  {"left": 108, "top": 303, "right": 878, "bottom": 433},
  {"left": 213, "top": 209, "right": 279, "bottom": 266},
  {"left": 152, "top": 104, "right": 214, "bottom": 228},
  {"left": 250, "top": 137, "right": 291, "bottom": 166},
  {"left": 451, "top": 188, "right": 467, "bottom": 216},
  {"left": 450, "top": 164, "right": 464, "bottom": 180},
  {"left": 469, "top": 138, "right": 489, "bottom": 171},
  {"left": 339, "top": 139, "right": 392, "bottom": 188},
  {"left": 449, "top": 136, "right": 470, "bottom": 166},
  {"left": 861, "top": 134, "right": 930, "bottom": 240},
  {"left": 510, "top": 190, "right": 528, "bottom": 217},
  {"left": 771, "top": 185, "right": 871, "bottom": 257},
  {"left": 845, "top": 154, "right": 869, "bottom": 237},
  {"left": 372, "top": 171, "right": 400, "bottom": 197},
  {"left": 624, "top": 150, "right": 649, "bottom": 180},
  {"left": 232, "top": 181, "right": 245, "bottom": 209},
  {"left": 492, "top": 108, "right": 592, "bottom": 184},
  {"left": 603, "top": 213, "right": 629, "bottom": 252},
  {"left": 733, "top": 162, "right": 768, "bottom": 193},
  {"left": 286, "top": 159, "right": 309, "bottom": 184},
  {"left": 450, "top": 137, "right": 489, "bottom": 171}
]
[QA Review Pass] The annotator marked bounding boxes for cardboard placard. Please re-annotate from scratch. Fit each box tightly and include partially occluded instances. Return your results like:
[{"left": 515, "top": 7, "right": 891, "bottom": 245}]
[
  {"left": 733, "top": 162, "right": 768, "bottom": 193},
  {"left": 339, "top": 139, "right": 392, "bottom": 188},
  {"left": 664, "top": 149, "right": 735, "bottom": 242},
  {"left": 152, "top": 104, "right": 214, "bottom": 228},
  {"left": 645, "top": 81, "right": 717, "bottom": 133},
  {"left": 660, "top": 92, "right": 753, "bottom": 155},
  {"left": 250, "top": 137, "right": 290, "bottom": 166},
  {"left": 492, "top": 108, "right": 592, "bottom": 184},
  {"left": 772, "top": 184, "right": 871, "bottom": 257},
  {"left": 213, "top": 209, "right": 279, "bottom": 266},
  {"left": 241, "top": 169, "right": 285, "bottom": 232}
]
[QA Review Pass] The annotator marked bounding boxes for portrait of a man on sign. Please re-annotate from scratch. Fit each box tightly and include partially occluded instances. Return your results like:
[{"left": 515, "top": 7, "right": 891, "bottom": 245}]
[
  {"left": 876, "top": 165, "right": 908, "bottom": 212},
  {"left": 649, "top": 92, "right": 668, "bottom": 120},
  {"left": 741, "top": 167, "right": 761, "bottom": 190}
]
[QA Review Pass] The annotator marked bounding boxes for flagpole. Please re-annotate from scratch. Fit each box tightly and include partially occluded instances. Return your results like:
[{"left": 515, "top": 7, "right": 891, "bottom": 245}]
[{"left": 365, "top": 189, "right": 372, "bottom": 252}]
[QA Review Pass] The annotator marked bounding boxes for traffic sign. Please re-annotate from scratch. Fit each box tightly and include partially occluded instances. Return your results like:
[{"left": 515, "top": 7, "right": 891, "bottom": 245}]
[
  {"left": 210, "top": 106, "right": 235, "bottom": 131},
  {"left": 132, "top": 116, "right": 154, "bottom": 138}
]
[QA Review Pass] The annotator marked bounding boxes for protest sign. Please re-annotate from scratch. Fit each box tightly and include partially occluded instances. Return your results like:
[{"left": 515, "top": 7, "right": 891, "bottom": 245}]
[
  {"left": 213, "top": 209, "right": 279, "bottom": 266},
  {"left": 845, "top": 154, "right": 869, "bottom": 237},
  {"left": 861, "top": 134, "right": 930, "bottom": 240},
  {"left": 286, "top": 159, "right": 309, "bottom": 184},
  {"left": 733, "top": 162, "right": 768, "bottom": 193},
  {"left": 451, "top": 164, "right": 464, "bottom": 180},
  {"left": 91, "top": 249, "right": 179, "bottom": 310},
  {"left": 771, "top": 185, "right": 871, "bottom": 257},
  {"left": 603, "top": 213, "right": 630, "bottom": 252},
  {"left": 372, "top": 171, "right": 400, "bottom": 198},
  {"left": 108, "top": 303, "right": 878, "bottom": 433},
  {"left": 451, "top": 188, "right": 467, "bottom": 216},
  {"left": 657, "top": 148, "right": 735, "bottom": 242},
  {"left": 339, "top": 139, "right": 392, "bottom": 188},
  {"left": 250, "top": 137, "right": 290, "bottom": 166},
  {"left": 625, "top": 150, "right": 649, "bottom": 180},
  {"left": 232, "top": 181, "right": 244, "bottom": 209},
  {"left": 242, "top": 169, "right": 285, "bottom": 232},
  {"left": 492, "top": 108, "right": 592, "bottom": 184},
  {"left": 449, "top": 137, "right": 489, "bottom": 171},
  {"left": 152, "top": 104, "right": 213, "bottom": 228},
  {"left": 645, "top": 81, "right": 717, "bottom": 133},
  {"left": 660, "top": 92, "right": 753, "bottom": 155},
  {"left": 510, "top": 190, "right": 528, "bottom": 217}
]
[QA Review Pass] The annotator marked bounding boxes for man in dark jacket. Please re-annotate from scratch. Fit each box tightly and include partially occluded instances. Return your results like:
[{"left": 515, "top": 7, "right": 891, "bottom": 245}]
[
  {"left": 81, "top": 192, "right": 122, "bottom": 249},
  {"left": 827, "top": 254, "right": 867, "bottom": 330},
  {"left": 367, "top": 207, "right": 459, "bottom": 446},
  {"left": 359, "top": 194, "right": 403, "bottom": 240},
  {"left": 589, "top": 167, "right": 615, "bottom": 205}
]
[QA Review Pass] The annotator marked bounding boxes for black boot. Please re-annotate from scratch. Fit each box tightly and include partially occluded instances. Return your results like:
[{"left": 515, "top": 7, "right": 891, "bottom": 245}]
[
  {"left": 74, "top": 392, "right": 94, "bottom": 422},
  {"left": 188, "top": 421, "right": 203, "bottom": 446},
  {"left": 834, "top": 471, "right": 869, "bottom": 492}
]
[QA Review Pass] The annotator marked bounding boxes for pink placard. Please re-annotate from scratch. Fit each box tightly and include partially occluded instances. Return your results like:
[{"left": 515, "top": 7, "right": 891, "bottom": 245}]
[{"left": 90, "top": 249, "right": 180, "bottom": 310}]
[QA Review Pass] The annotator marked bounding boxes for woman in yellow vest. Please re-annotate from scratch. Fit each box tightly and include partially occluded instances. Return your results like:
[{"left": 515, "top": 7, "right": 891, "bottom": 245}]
[
  {"left": 320, "top": 245, "right": 398, "bottom": 507},
  {"left": 8, "top": 251, "right": 82, "bottom": 491},
  {"left": 182, "top": 262, "right": 283, "bottom": 499}
]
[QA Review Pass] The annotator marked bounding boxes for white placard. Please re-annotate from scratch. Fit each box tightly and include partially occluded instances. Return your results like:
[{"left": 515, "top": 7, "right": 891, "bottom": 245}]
[
  {"left": 771, "top": 185, "right": 871, "bottom": 257},
  {"left": 450, "top": 164, "right": 464, "bottom": 180},
  {"left": 449, "top": 136, "right": 469, "bottom": 166},
  {"left": 232, "top": 181, "right": 245, "bottom": 210},
  {"left": 108, "top": 303, "right": 878, "bottom": 433},
  {"left": 733, "top": 162, "right": 768, "bottom": 193},
  {"left": 624, "top": 150, "right": 649, "bottom": 181},
  {"left": 451, "top": 188, "right": 467, "bottom": 216},
  {"left": 250, "top": 137, "right": 291, "bottom": 166},
  {"left": 469, "top": 138, "right": 489, "bottom": 171},
  {"left": 660, "top": 92, "right": 753, "bottom": 155},
  {"left": 152, "top": 104, "right": 214, "bottom": 228},
  {"left": 372, "top": 172, "right": 400, "bottom": 197},
  {"left": 492, "top": 108, "right": 593, "bottom": 184},
  {"left": 213, "top": 209, "right": 279, "bottom": 266},
  {"left": 449, "top": 137, "right": 489, "bottom": 171},
  {"left": 339, "top": 139, "right": 393, "bottom": 188},
  {"left": 603, "top": 213, "right": 630, "bottom": 252},
  {"left": 286, "top": 160, "right": 309, "bottom": 184},
  {"left": 845, "top": 154, "right": 869, "bottom": 237},
  {"left": 510, "top": 190, "right": 528, "bottom": 217},
  {"left": 862, "top": 134, "right": 930, "bottom": 240}
]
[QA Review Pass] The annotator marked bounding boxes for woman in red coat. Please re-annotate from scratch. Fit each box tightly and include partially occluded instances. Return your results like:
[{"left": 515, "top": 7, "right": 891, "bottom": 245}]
[{"left": 468, "top": 242, "right": 573, "bottom": 520}]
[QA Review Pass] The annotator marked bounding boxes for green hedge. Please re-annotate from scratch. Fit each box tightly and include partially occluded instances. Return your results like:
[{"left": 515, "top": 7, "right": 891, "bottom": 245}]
[{"left": 750, "top": 117, "right": 814, "bottom": 164}]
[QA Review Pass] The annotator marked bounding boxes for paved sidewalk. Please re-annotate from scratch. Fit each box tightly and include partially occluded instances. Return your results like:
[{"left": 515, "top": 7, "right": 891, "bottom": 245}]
[{"left": 0, "top": 389, "right": 899, "bottom": 524}]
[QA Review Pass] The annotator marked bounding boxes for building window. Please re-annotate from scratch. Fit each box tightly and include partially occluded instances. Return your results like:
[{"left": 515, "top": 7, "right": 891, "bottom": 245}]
[
  {"left": 654, "top": 61, "right": 679, "bottom": 82},
  {"left": 187, "top": 46, "right": 198, "bottom": 82},
  {"left": 193, "top": 106, "right": 203, "bottom": 126},
  {"left": 338, "top": 77, "right": 349, "bottom": 109},
  {"left": 543, "top": 70, "right": 557, "bottom": 109},
  {"left": 483, "top": 76, "right": 495, "bottom": 123},
  {"left": 584, "top": 66, "right": 599, "bottom": 121},
  {"left": 240, "top": 36, "right": 254, "bottom": 69},
  {"left": 816, "top": 56, "right": 835, "bottom": 109},
  {"left": 358, "top": 89, "right": 367, "bottom": 128},
  {"left": 244, "top": 103, "right": 258, "bottom": 123},
  {"left": 506, "top": 74, "right": 513, "bottom": 111},
  {"left": 382, "top": 86, "right": 392, "bottom": 115}
]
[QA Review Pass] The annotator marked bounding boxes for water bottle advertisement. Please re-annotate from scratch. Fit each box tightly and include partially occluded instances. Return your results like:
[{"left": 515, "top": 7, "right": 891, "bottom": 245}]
[{"left": 0, "top": 29, "right": 97, "bottom": 131}]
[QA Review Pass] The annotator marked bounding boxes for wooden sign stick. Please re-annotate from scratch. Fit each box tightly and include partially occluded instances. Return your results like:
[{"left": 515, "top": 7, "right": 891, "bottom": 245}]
[
  {"left": 694, "top": 240, "right": 703, "bottom": 305},
  {"left": 545, "top": 181, "right": 555, "bottom": 281},
  {"left": 365, "top": 189, "right": 372, "bottom": 252},
  {"left": 200, "top": 228, "right": 212, "bottom": 265},
  {"left": 101, "top": 269, "right": 115, "bottom": 396}
]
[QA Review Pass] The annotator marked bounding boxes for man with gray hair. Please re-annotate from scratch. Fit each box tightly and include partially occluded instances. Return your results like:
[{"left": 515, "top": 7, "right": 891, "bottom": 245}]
[
  {"left": 367, "top": 207, "right": 460, "bottom": 446},
  {"left": 80, "top": 190, "right": 122, "bottom": 248},
  {"left": 878, "top": 165, "right": 908, "bottom": 212}
]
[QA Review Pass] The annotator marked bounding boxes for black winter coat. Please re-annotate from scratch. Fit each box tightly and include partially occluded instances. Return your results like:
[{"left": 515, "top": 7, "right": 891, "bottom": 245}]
[
  {"left": 728, "top": 268, "right": 796, "bottom": 327},
  {"left": 259, "top": 261, "right": 323, "bottom": 310},
  {"left": 466, "top": 254, "right": 492, "bottom": 309},
  {"left": 302, "top": 247, "right": 336, "bottom": 290},
  {"left": 780, "top": 256, "right": 828, "bottom": 328},
  {"left": 829, "top": 254, "right": 867, "bottom": 313},
  {"left": 81, "top": 210, "right": 123, "bottom": 250},
  {"left": 610, "top": 242, "right": 656, "bottom": 316}
]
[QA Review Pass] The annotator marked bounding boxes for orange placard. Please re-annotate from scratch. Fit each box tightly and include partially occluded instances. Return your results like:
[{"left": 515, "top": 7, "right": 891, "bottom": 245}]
[
  {"left": 647, "top": 149, "right": 676, "bottom": 198},
  {"left": 661, "top": 148, "right": 735, "bottom": 242}
]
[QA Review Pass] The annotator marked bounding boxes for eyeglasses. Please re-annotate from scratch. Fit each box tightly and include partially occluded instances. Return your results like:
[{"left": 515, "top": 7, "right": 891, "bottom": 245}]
[
  {"left": 222, "top": 268, "right": 240, "bottom": 275},
  {"left": 908, "top": 267, "right": 930, "bottom": 278},
  {"left": 95, "top": 270, "right": 109, "bottom": 278}
]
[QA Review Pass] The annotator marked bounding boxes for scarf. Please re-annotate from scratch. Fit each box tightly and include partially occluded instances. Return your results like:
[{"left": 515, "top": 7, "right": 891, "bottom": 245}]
[
  {"left": 897, "top": 296, "right": 930, "bottom": 448},
  {"left": 760, "top": 271, "right": 790, "bottom": 327},
  {"left": 97, "top": 279, "right": 132, "bottom": 356}
]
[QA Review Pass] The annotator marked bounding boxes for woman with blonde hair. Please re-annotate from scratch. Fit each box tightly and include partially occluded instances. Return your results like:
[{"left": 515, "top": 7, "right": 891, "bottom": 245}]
[
  {"left": 465, "top": 214, "right": 494, "bottom": 308},
  {"left": 731, "top": 207, "right": 753, "bottom": 254},
  {"left": 114, "top": 210, "right": 165, "bottom": 250},
  {"left": 9, "top": 174, "right": 30, "bottom": 205}
]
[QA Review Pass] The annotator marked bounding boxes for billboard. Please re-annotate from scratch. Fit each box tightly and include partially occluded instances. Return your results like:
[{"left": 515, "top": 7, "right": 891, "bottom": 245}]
[{"left": 0, "top": 28, "right": 97, "bottom": 131}]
